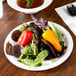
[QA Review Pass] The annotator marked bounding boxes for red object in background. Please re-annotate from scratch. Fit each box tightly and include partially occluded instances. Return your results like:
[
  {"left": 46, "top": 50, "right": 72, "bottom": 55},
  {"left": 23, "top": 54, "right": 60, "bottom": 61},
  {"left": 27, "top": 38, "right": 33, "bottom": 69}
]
[{"left": 17, "top": 30, "right": 33, "bottom": 46}]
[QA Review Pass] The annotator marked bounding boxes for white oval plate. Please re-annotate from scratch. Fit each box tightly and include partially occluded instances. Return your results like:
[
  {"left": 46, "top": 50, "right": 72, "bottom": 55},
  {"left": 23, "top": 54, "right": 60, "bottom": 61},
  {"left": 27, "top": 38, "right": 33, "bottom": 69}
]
[
  {"left": 4, "top": 21, "right": 73, "bottom": 71},
  {"left": 7, "top": 0, "right": 53, "bottom": 14}
]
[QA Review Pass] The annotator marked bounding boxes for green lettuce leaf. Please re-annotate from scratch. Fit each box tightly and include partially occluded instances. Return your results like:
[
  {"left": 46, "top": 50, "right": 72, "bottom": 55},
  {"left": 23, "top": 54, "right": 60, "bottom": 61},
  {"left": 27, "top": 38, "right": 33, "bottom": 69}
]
[
  {"left": 20, "top": 58, "right": 34, "bottom": 66},
  {"left": 19, "top": 45, "right": 34, "bottom": 60},
  {"left": 30, "top": 50, "right": 49, "bottom": 67},
  {"left": 20, "top": 58, "right": 42, "bottom": 66}
]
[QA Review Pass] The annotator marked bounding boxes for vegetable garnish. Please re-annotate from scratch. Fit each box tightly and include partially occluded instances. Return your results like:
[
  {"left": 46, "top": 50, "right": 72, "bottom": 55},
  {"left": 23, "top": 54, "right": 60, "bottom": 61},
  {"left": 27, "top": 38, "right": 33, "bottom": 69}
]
[
  {"left": 19, "top": 45, "right": 34, "bottom": 60},
  {"left": 42, "top": 29, "right": 62, "bottom": 52},
  {"left": 31, "top": 39, "right": 38, "bottom": 55},
  {"left": 41, "top": 39, "right": 57, "bottom": 57},
  {"left": 31, "top": 15, "right": 49, "bottom": 29},
  {"left": 26, "top": 0, "right": 34, "bottom": 7},
  {"left": 17, "top": 30, "right": 33, "bottom": 46},
  {"left": 29, "top": 50, "right": 49, "bottom": 68},
  {"left": 19, "top": 50, "right": 48, "bottom": 67}
]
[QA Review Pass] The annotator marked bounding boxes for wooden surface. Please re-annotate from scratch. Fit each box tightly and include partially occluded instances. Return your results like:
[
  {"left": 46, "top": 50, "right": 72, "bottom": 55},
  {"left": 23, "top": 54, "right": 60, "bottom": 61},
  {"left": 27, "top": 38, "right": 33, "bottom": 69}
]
[{"left": 0, "top": 0, "right": 76, "bottom": 76}]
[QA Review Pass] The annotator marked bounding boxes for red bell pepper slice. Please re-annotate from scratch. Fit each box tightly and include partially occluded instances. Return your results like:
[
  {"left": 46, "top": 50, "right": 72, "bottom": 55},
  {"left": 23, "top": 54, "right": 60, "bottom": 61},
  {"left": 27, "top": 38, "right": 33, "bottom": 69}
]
[{"left": 17, "top": 30, "right": 33, "bottom": 46}]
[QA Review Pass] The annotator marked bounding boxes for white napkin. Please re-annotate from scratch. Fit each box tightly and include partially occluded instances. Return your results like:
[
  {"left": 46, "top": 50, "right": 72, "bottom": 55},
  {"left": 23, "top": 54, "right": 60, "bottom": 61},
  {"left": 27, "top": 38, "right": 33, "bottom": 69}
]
[{"left": 55, "top": 2, "right": 76, "bottom": 36}]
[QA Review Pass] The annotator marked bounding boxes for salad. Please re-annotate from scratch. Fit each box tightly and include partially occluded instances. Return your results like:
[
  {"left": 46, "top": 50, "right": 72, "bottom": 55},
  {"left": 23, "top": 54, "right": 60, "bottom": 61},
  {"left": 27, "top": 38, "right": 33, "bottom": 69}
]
[{"left": 6, "top": 15, "right": 67, "bottom": 67}]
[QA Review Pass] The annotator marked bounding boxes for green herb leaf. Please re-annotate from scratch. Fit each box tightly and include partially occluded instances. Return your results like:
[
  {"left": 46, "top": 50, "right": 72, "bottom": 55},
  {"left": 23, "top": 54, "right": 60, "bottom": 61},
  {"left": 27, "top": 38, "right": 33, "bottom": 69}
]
[{"left": 26, "top": 0, "right": 34, "bottom": 7}]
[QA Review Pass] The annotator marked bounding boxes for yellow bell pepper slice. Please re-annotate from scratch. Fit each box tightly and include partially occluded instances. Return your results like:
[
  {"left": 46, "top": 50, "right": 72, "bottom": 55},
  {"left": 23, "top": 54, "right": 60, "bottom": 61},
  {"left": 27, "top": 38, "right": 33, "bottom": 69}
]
[{"left": 42, "top": 29, "right": 62, "bottom": 52}]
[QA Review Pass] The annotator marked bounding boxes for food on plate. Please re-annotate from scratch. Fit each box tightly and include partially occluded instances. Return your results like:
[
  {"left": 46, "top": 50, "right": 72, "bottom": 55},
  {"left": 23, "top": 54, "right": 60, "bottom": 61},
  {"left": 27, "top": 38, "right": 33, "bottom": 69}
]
[
  {"left": 6, "top": 15, "right": 67, "bottom": 67},
  {"left": 42, "top": 29, "right": 62, "bottom": 52},
  {"left": 41, "top": 39, "right": 57, "bottom": 57},
  {"left": 30, "top": 50, "right": 49, "bottom": 67},
  {"left": 17, "top": 30, "right": 33, "bottom": 46},
  {"left": 12, "top": 45, "right": 21, "bottom": 58},
  {"left": 12, "top": 30, "right": 21, "bottom": 41},
  {"left": 17, "top": 0, "right": 44, "bottom": 8},
  {"left": 6, "top": 42, "right": 12, "bottom": 55}
]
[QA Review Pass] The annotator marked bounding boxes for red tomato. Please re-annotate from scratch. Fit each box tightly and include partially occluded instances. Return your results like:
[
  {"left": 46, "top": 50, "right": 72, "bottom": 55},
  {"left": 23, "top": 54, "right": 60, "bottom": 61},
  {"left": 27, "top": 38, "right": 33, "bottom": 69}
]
[{"left": 17, "top": 30, "right": 33, "bottom": 46}]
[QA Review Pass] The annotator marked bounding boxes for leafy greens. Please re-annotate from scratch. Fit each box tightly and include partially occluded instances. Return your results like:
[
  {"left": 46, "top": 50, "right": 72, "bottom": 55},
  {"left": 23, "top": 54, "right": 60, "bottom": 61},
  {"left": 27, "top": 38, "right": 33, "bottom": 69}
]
[
  {"left": 26, "top": 0, "right": 34, "bottom": 7},
  {"left": 30, "top": 50, "right": 49, "bottom": 67}
]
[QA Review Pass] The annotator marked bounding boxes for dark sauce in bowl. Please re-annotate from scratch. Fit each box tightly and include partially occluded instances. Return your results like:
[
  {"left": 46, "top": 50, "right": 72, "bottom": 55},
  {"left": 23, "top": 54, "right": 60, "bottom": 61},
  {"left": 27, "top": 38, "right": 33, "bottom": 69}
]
[{"left": 17, "top": 0, "right": 44, "bottom": 9}]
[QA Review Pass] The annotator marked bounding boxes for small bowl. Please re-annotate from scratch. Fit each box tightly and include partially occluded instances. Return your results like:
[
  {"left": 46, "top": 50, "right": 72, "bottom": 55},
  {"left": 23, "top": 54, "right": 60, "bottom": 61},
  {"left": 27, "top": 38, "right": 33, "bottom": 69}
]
[{"left": 7, "top": 0, "right": 53, "bottom": 14}]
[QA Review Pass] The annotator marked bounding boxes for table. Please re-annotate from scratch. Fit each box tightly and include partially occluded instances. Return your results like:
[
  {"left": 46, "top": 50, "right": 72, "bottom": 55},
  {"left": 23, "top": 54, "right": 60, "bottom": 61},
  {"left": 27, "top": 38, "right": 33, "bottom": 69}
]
[{"left": 0, "top": 0, "right": 76, "bottom": 76}]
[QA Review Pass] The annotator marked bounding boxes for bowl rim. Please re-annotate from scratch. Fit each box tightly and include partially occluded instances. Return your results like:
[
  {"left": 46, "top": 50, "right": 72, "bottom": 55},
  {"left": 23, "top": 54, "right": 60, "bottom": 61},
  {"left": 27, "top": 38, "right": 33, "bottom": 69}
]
[
  {"left": 7, "top": 0, "right": 53, "bottom": 14},
  {"left": 4, "top": 21, "right": 73, "bottom": 71}
]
